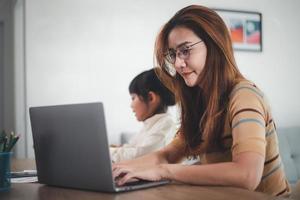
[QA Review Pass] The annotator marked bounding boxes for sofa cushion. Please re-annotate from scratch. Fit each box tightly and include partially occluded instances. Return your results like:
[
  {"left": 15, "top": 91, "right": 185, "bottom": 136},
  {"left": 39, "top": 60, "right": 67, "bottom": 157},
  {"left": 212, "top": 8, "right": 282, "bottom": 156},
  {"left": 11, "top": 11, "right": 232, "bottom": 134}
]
[{"left": 277, "top": 127, "right": 300, "bottom": 184}]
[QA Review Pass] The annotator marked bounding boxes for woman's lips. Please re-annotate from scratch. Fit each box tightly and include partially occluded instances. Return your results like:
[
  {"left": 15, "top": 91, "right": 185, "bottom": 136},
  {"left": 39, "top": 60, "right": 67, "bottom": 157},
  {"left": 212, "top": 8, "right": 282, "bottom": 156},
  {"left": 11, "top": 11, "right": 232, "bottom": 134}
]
[{"left": 181, "top": 71, "right": 193, "bottom": 77}]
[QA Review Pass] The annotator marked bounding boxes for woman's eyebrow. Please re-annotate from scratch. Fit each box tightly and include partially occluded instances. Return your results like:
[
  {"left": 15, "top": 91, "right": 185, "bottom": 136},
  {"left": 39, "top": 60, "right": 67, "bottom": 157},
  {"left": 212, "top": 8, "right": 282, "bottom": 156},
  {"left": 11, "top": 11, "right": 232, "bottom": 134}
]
[{"left": 169, "top": 41, "right": 191, "bottom": 50}]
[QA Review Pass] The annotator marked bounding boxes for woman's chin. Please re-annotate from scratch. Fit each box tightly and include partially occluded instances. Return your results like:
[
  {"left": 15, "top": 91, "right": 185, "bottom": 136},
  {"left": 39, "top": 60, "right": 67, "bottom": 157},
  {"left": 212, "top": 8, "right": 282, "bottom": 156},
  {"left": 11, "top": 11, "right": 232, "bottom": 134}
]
[{"left": 184, "top": 79, "right": 197, "bottom": 87}]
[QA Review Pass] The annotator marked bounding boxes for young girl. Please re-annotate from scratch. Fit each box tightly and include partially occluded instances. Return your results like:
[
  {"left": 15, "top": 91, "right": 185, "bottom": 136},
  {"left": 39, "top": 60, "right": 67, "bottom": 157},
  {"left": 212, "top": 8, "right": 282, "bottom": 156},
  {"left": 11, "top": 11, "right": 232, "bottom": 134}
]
[
  {"left": 112, "top": 5, "right": 291, "bottom": 197},
  {"left": 110, "top": 68, "right": 176, "bottom": 163}
]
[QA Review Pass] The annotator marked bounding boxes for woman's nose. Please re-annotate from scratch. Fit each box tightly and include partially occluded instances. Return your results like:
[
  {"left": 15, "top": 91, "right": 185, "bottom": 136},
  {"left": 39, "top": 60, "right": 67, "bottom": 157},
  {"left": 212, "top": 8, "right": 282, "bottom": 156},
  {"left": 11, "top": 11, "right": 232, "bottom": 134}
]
[{"left": 174, "top": 56, "right": 186, "bottom": 71}]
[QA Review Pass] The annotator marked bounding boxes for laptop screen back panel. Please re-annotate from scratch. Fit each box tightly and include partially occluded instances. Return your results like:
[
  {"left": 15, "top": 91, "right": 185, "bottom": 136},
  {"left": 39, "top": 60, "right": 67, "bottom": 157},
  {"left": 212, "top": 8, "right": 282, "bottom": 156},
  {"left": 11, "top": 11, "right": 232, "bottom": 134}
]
[{"left": 30, "top": 103, "right": 116, "bottom": 192}]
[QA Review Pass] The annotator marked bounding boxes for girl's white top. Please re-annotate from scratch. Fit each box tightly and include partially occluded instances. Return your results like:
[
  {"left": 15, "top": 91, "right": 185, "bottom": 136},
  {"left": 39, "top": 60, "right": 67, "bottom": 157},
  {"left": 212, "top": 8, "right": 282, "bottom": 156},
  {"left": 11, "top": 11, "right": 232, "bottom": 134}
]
[{"left": 110, "top": 113, "right": 176, "bottom": 162}]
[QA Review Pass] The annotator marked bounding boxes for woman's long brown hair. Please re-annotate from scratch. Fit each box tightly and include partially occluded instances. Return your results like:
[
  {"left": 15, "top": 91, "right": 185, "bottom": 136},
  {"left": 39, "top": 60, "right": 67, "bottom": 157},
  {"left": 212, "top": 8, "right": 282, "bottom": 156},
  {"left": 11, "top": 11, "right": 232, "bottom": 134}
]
[{"left": 154, "top": 5, "right": 245, "bottom": 155}]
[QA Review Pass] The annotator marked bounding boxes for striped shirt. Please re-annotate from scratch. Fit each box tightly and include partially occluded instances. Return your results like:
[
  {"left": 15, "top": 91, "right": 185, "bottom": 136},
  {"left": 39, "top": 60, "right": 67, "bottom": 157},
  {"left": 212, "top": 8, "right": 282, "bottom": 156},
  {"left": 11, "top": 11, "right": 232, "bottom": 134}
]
[{"left": 171, "top": 81, "right": 291, "bottom": 196}]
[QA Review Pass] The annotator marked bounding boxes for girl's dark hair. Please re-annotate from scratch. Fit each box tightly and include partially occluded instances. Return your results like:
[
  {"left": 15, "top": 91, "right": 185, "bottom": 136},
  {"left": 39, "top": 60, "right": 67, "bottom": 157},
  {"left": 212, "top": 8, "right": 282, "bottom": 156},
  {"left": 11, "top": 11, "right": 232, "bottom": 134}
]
[
  {"left": 129, "top": 68, "right": 175, "bottom": 114},
  {"left": 154, "top": 5, "right": 245, "bottom": 155}
]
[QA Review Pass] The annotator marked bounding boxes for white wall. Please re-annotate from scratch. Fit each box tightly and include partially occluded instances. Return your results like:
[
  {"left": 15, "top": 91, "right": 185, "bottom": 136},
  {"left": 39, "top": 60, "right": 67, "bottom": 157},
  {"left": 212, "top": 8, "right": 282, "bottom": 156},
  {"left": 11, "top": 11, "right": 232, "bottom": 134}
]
[
  {"left": 13, "top": 0, "right": 300, "bottom": 158},
  {"left": 14, "top": 0, "right": 27, "bottom": 158}
]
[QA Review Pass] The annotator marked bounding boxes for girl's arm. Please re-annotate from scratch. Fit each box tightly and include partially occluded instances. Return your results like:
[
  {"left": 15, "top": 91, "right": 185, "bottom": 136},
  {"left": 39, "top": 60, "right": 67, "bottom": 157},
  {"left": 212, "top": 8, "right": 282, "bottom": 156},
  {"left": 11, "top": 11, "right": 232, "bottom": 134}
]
[{"left": 115, "top": 141, "right": 185, "bottom": 165}]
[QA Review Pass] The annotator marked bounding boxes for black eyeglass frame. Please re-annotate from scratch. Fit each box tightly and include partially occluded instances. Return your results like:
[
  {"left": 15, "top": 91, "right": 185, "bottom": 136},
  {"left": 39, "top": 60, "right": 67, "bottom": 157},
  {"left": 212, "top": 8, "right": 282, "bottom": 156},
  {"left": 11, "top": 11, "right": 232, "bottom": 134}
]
[{"left": 164, "top": 40, "right": 203, "bottom": 64}]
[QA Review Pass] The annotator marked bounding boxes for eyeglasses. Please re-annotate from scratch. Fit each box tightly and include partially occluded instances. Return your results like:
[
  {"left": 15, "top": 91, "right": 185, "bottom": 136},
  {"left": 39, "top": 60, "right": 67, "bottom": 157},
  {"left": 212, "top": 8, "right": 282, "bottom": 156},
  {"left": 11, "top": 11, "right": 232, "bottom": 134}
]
[{"left": 165, "top": 41, "right": 203, "bottom": 64}]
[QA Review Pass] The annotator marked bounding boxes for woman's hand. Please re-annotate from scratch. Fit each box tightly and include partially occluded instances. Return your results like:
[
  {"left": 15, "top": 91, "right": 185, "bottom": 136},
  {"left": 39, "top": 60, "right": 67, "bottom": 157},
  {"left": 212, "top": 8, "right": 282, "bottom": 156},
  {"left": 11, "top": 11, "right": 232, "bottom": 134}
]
[
  {"left": 112, "top": 163, "right": 170, "bottom": 186},
  {"left": 111, "top": 144, "right": 182, "bottom": 186}
]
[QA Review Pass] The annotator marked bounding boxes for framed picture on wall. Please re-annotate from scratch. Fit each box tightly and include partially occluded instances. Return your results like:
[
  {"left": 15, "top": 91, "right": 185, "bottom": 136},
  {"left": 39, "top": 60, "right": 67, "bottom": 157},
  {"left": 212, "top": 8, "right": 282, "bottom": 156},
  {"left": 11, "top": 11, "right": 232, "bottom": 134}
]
[{"left": 214, "top": 9, "right": 262, "bottom": 52}]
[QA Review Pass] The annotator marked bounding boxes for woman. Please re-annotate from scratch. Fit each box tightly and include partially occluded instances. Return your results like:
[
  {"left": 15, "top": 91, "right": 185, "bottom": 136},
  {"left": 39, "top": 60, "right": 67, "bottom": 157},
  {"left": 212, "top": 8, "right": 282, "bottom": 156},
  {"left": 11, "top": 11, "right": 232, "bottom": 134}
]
[
  {"left": 113, "top": 5, "right": 290, "bottom": 196},
  {"left": 110, "top": 68, "right": 176, "bottom": 162}
]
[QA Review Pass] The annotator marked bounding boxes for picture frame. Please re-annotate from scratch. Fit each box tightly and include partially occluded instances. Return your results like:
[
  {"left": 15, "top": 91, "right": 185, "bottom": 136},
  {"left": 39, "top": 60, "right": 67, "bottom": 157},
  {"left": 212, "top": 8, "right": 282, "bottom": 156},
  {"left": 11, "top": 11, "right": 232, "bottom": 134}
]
[{"left": 214, "top": 9, "right": 262, "bottom": 52}]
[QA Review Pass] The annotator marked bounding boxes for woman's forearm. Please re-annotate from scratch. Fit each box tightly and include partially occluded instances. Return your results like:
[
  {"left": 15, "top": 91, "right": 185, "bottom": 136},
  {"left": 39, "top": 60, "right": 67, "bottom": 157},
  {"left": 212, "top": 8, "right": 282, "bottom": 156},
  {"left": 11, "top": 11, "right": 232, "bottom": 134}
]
[
  {"left": 161, "top": 152, "right": 264, "bottom": 191},
  {"left": 162, "top": 162, "right": 255, "bottom": 190}
]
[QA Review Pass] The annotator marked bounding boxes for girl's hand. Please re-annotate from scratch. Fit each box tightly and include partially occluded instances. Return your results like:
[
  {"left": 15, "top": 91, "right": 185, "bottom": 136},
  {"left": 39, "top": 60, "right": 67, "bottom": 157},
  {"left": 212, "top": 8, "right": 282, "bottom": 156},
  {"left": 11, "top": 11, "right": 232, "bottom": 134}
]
[
  {"left": 112, "top": 163, "right": 170, "bottom": 186},
  {"left": 110, "top": 144, "right": 122, "bottom": 148}
]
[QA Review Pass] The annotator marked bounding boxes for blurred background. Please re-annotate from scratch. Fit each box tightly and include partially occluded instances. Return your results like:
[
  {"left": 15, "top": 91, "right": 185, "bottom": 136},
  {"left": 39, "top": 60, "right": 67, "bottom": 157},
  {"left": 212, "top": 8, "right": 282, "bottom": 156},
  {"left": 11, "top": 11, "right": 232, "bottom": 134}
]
[{"left": 0, "top": 0, "right": 299, "bottom": 158}]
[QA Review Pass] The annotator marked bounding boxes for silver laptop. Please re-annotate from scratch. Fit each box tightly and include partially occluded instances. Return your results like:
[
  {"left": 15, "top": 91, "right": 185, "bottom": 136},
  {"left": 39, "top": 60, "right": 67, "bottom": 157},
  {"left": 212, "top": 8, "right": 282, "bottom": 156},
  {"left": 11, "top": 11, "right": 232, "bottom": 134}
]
[{"left": 29, "top": 102, "right": 169, "bottom": 192}]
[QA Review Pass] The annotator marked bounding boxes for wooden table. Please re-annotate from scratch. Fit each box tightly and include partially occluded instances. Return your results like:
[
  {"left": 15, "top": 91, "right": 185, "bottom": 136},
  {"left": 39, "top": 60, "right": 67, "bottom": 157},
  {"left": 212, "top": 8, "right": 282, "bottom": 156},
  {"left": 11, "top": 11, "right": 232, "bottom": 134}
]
[{"left": 0, "top": 159, "right": 286, "bottom": 200}]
